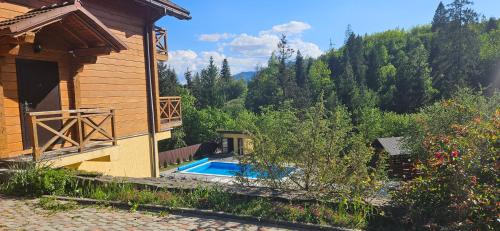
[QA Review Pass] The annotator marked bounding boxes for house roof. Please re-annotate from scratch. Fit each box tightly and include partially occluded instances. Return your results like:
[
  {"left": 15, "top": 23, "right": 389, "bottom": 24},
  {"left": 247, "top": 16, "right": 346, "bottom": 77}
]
[
  {"left": 0, "top": 1, "right": 127, "bottom": 52},
  {"left": 139, "top": 0, "right": 191, "bottom": 20},
  {"left": 376, "top": 137, "right": 409, "bottom": 156}
]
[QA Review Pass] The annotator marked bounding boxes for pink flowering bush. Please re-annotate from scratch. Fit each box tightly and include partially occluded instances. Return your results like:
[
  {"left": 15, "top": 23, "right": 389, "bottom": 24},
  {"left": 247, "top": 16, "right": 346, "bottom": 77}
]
[{"left": 394, "top": 109, "right": 499, "bottom": 230}]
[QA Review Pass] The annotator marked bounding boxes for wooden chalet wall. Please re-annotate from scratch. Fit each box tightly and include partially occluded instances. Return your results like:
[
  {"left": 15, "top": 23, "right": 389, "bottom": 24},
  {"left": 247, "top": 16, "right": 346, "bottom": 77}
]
[
  {"left": 0, "top": 1, "right": 75, "bottom": 157},
  {"left": 0, "top": 0, "right": 154, "bottom": 158},
  {"left": 79, "top": 0, "right": 149, "bottom": 138}
]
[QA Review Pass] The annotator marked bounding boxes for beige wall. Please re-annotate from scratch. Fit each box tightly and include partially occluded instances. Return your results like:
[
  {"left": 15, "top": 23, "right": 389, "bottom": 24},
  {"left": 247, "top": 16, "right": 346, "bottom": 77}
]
[
  {"left": 54, "top": 134, "right": 160, "bottom": 178},
  {"left": 221, "top": 133, "right": 253, "bottom": 154}
]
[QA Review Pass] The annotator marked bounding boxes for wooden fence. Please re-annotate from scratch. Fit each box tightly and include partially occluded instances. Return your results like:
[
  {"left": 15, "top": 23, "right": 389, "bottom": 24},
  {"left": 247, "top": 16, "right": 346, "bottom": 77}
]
[{"left": 158, "top": 142, "right": 218, "bottom": 167}]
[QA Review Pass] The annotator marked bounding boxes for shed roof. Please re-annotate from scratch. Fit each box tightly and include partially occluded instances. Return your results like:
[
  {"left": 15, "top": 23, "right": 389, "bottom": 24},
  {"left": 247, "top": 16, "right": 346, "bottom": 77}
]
[{"left": 376, "top": 137, "right": 409, "bottom": 156}]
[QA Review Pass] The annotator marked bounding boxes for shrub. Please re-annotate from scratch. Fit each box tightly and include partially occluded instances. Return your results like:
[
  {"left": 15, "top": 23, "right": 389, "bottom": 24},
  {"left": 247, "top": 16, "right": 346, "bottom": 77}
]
[
  {"left": 394, "top": 105, "right": 499, "bottom": 229},
  {"left": 1, "top": 164, "right": 76, "bottom": 196}
]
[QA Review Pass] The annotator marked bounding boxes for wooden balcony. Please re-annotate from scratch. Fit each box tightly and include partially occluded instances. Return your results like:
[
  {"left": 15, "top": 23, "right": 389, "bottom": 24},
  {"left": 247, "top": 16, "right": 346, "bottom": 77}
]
[
  {"left": 28, "top": 108, "right": 117, "bottom": 161},
  {"left": 154, "top": 26, "right": 168, "bottom": 61},
  {"left": 159, "top": 96, "right": 182, "bottom": 131}
]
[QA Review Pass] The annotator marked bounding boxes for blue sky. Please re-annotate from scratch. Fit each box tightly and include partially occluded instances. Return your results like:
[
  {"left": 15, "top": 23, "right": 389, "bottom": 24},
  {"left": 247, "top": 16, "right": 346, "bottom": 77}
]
[{"left": 157, "top": 0, "right": 500, "bottom": 82}]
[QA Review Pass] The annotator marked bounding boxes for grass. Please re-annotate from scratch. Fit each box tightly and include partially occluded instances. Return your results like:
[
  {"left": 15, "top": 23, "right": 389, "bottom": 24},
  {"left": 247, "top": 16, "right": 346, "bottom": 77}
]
[
  {"left": 0, "top": 164, "right": 376, "bottom": 229},
  {"left": 38, "top": 196, "right": 77, "bottom": 212}
]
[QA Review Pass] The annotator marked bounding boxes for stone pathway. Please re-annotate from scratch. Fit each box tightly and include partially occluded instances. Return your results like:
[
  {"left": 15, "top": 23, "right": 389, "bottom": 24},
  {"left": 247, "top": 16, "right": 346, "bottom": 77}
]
[{"left": 0, "top": 195, "right": 300, "bottom": 231}]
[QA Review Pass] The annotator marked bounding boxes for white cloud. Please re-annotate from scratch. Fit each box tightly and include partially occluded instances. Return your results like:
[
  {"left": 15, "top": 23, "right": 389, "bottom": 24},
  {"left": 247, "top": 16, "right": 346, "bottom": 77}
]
[
  {"left": 167, "top": 21, "right": 323, "bottom": 82},
  {"left": 260, "top": 21, "right": 312, "bottom": 35},
  {"left": 228, "top": 33, "right": 280, "bottom": 57},
  {"left": 198, "top": 33, "right": 234, "bottom": 42},
  {"left": 289, "top": 39, "right": 323, "bottom": 58}
]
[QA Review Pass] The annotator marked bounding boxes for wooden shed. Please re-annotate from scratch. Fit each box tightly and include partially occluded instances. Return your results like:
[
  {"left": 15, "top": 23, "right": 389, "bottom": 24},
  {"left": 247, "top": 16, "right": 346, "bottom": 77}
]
[
  {"left": 374, "top": 137, "right": 415, "bottom": 179},
  {"left": 217, "top": 130, "right": 253, "bottom": 155},
  {"left": 0, "top": 0, "right": 190, "bottom": 178}
]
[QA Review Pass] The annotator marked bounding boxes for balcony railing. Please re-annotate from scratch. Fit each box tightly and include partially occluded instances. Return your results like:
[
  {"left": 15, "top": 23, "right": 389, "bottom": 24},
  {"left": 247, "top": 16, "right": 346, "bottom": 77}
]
[
  {"left": 154, "top": 26, "right": 168, "bottom": 61},
  {"left": 159, "top": 96, "right": 182, "bottom": 130},
  {"left": 28, "top": 108, "right": 117, "bottom": 161}
]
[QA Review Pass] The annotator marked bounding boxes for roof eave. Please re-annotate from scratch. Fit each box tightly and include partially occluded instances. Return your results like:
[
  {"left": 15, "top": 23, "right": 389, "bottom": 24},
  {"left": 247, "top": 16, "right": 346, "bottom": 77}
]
[{"left": 138, "top": 0, "right": 191, "bottom": 20}]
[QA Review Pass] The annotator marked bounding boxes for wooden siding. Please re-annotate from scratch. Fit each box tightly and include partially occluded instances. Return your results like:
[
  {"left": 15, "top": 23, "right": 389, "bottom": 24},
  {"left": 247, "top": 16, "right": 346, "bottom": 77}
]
[
  {"left": 0, "top": 52, "right": 74, "bottom": 158},
  {"left": 0, "top": 0, "right": 154, "bottom": 158},
  {"left": 79, "top": 0, "right": 149, "bottom": 138},
  {"left": 0, "top": 60, "right": 7, "bottom": 156}
]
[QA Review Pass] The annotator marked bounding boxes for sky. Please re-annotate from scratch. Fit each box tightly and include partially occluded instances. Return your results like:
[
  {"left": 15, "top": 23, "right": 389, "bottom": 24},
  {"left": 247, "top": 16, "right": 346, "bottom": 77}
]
[{"left": 157, "top": 0, "right": 500, "bottom": 83}]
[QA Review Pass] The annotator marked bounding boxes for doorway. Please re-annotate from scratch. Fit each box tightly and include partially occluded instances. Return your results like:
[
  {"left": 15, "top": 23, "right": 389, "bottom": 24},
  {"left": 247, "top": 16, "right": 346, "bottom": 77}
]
[
  {"left": 227, "top": 138, "right": 234, "bottom": 154},
  {"left": 16, "top": 59, "right": 62, "bottom": 150}
]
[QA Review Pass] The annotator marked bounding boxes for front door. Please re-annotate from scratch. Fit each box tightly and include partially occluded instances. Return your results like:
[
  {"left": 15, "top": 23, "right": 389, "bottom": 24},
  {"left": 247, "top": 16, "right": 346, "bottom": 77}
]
[{"left": 16, "top": 59, "right": 62, "bottom": 150}]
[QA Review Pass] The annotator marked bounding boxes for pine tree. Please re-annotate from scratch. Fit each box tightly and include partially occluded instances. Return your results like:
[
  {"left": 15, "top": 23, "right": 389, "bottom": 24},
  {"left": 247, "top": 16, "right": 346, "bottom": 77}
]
[
  {"left": 366, "top": 44, "right": 388, "bottom": 91},
  {"left": 337, "top": 59, "right": 357, "bottom": 110},
  {"left": 344, "top": 31, "right": 366, "bottom": 86},
  {"left": 295, "top": 50, "right": 306, "bottom": 87},
  {"left": 431, "top": 2, "right": 448, "bottom": 32},
  {"left": 199, "top": 57, "right": 221, "bottom": 108},
  {"left": 395, "top": 44, "right": 436, "bottom": 113},
  {"left": 220, "top": 58, "right": 231, "bottom": 82},
  {"left": 277, "top": 34, "right": 294, "bottom": 99},
  {"left": 432, "top": 0, "right": 480, "bottom": 98},
  {"left": 185, "top": 69, "right": 193, "bottom": 90},
  {"left": 485, "top": 17, "right": 498, "bottom": 32},
  {"left": 158, "top": 62, "right": 178, "bottom": 96}
]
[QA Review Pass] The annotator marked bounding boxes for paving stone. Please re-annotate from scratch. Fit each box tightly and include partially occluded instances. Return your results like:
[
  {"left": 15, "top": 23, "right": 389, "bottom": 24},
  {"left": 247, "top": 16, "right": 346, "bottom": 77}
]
[{"left": 0, "top": 195, "right": 298, "bottom": 231}]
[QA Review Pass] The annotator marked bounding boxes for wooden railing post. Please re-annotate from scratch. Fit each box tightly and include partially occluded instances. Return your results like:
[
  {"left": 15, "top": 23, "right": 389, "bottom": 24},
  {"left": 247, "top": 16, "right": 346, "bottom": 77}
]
[
  {"left": 110, "top": 109, "right": 117, "bottom": 146},
  {"left": 29, "top": 114, "right": 40, "bottom": 161},
  {"left": 76, "top": 112, "right": 84, "bottom": 153}
]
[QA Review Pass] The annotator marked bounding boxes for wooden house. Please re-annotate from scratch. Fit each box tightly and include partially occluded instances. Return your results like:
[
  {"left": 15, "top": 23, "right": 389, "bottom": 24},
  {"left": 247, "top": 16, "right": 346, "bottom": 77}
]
[{"left": 0, "top": 0, "right": 190, "bottom": 177}]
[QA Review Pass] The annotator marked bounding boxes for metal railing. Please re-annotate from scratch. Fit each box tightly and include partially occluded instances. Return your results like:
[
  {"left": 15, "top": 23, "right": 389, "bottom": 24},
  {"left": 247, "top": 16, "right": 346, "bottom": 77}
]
[
  {"left": 28, "top": 108, "right": 117, "bottom": 160},
  {"left": 159, "top": 97, "right": 181, "bottom": 126}
]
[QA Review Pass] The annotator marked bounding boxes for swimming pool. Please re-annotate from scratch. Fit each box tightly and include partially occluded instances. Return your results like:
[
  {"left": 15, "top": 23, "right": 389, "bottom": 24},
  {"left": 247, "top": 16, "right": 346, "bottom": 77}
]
[{"left": 180, "top": 161, "right": 293, "bottom": 179}]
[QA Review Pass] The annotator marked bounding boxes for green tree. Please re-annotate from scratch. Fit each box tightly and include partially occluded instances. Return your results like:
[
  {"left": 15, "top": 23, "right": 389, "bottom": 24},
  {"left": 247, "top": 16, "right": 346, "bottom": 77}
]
[
  {"left": 366, "top": 43, "right": 388, "bottom": 91},
  {"left": 184, "top": 69, "right": 193, "bottom": 90},
  {"left": 432, "top": 0, "right": 480, "bottom": 98},
  {"left": 431, "top": 2, "right": 447, "bottom": 32},
  {"left": 240, "top": 98, "right": 385, "bottom": 198},
  {"left": 394, "top": 44, "right": 436, "bottom": 113},
  {"left": 245, "top": 54, "right": 282, "bottom": 112},
  {"left": 220, "top": 58, "right": 231, "bottom": 82},
  {"left": 158, "top": 62, "right": 179, "bottom": 96},
  {"left": 295, "top": 50, "right": 306, "bottom": 87},
  {"left": 309, "top": 59, "right": 332, "bottom": 98},
  {"left": 198, "top": 57, "right": 222, "bottom": 108},
  {"left": 277, "top": 34, "right": 294, "bottom": 100}
]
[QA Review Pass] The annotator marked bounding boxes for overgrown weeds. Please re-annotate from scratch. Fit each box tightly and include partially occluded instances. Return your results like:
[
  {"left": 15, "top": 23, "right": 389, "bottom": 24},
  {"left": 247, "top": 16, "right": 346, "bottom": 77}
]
[{"left": 38, "top": 196, "right": 77, "bottom": 212}]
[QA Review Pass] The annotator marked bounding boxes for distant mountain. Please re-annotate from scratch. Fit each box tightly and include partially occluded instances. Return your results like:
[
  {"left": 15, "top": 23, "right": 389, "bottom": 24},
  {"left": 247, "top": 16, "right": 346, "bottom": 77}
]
[{"left": 233, "top": 71, "right": 256, "bottom": 82}]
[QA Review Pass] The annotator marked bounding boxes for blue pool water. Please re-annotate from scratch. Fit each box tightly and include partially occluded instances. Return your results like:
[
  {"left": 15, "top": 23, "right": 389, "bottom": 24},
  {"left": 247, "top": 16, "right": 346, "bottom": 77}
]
[{"left": 182, "top": 161, "right": 293, "bottom": 179}]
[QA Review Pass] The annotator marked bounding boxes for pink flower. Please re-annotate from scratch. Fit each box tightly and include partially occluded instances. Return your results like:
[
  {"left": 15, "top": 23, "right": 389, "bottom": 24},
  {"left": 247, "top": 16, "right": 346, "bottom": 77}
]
[
  {"left": 451, "top": 150, "right": 459, "bottom": 158},
  {"left": 470, "top": 176, "right": 477, "bottom": 185}
]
